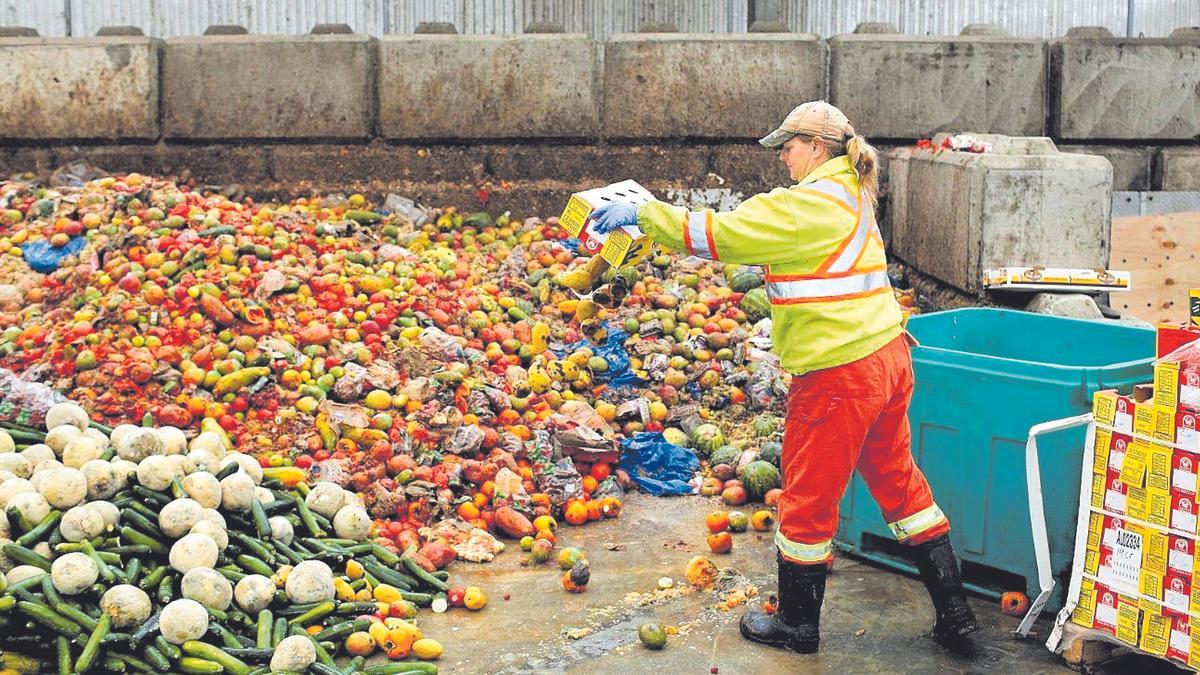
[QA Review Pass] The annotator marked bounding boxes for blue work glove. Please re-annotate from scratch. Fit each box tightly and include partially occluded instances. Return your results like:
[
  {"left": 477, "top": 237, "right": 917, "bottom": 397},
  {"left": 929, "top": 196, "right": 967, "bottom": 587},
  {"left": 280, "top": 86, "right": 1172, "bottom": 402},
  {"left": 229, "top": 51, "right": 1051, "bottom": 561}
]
[{"left": 589, "top": 202, "right": 640, "bottom": 234}]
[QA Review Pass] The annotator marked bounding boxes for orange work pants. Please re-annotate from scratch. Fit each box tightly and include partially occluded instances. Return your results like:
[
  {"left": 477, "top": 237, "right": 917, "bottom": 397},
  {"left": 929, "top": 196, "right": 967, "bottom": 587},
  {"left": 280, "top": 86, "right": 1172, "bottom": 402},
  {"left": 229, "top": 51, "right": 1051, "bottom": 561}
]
[{"left": 774, "top": 334, "right": 950, "bottom": 565}]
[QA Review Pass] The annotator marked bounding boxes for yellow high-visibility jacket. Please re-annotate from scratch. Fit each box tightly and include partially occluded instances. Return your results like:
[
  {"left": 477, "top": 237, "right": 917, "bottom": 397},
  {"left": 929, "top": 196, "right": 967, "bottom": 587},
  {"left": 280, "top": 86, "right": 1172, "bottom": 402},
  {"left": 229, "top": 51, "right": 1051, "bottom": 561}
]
[{"left": 636, "top": 155, "right": 903, "bottom": 376}]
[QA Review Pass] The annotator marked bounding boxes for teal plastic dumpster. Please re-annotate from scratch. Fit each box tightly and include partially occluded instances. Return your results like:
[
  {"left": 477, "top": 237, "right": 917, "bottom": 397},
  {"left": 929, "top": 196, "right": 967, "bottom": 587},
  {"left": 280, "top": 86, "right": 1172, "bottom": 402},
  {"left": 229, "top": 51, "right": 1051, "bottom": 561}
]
[{"left": 834, "top": 308, "right": 1155, "bottom": 612}]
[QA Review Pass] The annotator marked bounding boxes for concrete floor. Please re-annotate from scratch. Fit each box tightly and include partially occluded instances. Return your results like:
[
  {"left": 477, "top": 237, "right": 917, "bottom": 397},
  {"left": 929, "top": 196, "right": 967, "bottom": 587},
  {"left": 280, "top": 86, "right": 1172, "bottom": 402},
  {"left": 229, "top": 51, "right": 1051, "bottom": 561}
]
[{"left": 418, "top": 493, "right": 1184, "bottom": 675}]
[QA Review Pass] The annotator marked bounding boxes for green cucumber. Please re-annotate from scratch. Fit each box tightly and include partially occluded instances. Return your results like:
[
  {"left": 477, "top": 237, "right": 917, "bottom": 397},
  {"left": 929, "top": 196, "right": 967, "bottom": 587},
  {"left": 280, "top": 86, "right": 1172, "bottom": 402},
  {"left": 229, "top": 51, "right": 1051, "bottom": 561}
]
[
  {"left": 74, "top": 611, "right": 111, "bottom": 673},
  {"left": 181, "top": 640, "right": 253, "bottom": 675},
  {"left": 15, "top": 510, "right": 61, "bottom": 547},
  {"left": 17, "top": 600, "right": 82, "bottom": 636}
]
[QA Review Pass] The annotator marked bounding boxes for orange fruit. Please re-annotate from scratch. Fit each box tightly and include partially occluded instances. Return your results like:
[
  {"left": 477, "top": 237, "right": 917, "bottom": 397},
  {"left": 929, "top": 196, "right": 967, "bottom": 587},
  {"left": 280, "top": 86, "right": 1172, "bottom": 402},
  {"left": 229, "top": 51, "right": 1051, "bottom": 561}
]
[
  {"left": 581, "top": 476, "right": 599, "bottom": 494},
  {"left": 564, "top": 502, "right": 589, "bottom": 526},
  {"left": 705, "top": 511, "right": 730, "bottom": 534},
  {"left": 600, "top": 496, "right": 622, "bottom": 518},
  {"left": 586, "top": 501, "right": 603, "bottom": 522},
  {"left": 457, "top": 502, "right": 480, "bottom": 520},
  {"left": 532, "top": 515, "right": 557, "bottom": 532}
]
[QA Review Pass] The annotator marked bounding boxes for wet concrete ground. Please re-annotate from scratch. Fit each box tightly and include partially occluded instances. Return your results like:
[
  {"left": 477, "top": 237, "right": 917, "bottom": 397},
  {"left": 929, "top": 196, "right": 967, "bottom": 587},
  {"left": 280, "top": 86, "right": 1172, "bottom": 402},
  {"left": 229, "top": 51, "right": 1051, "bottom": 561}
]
[{"left": 417, "top": 492, "right": 1184, "bottom": 675}]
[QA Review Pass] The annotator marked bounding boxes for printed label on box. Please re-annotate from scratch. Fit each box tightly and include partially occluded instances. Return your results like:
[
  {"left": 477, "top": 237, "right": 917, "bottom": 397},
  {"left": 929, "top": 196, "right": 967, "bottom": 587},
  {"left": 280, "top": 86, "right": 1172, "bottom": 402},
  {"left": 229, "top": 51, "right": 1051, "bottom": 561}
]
[
  {"left": 1179, "top": 411, "right": 1200, "bottom": 453},
  {"left": 1095, "top": 391, "right": 1118, "bottom": 426},
  {"left": 1127, "top": 486, "right": 1149, "bottom": 521},
  {"left": 1141, "top": 605, "right": 1171, "bottom": 657},
  {"left": 1073, "top": 578, "right": 1098, "bottom": 628},
  {"left": 1117, "top": 599, "right": 1142, "bottom": 646},
  {"left": 1092, "top": 472, "right": 1107, "bottom": 510},
  {"left": 1158, "top": 362, "right": 1180, "bottom": 411},
  {"left": 1165, "top": 570, "right": 1192, "bottom": 614},
  {"left": 1116, "top": 396, "right": 1136, "bottom": 434},
  {"left": 1149, "top": 444, "right": 1172, "bottom": 492},
  {"left": 1168, "top": 535, "right": 1194, "bottom": 575},
  {"left": 1149, "top": 487, "right": 1171, "bottom": 528},
  {"left": 1121, "top": 439, "right": 1150, "bottom": 488},
  {"left": 1136, "top": 403, "right": 1158, "bottom": 437},
  {"left": 1183, "top": 367, "right": 1200, "bottom": 412},
  {"left": 1168, "top": 611, "right": 1191, "bottom": 664},
  {"left": 1142, "top": 568, "right": 1164, "bottom": 601},
  {"left": 1172, "top": 492, "right": 1197, "bottom": 534},
  {"left": 1174, "top": 450, "right": 1198, "bottom": 494},
  {"left": 1144, "top": 528, "right": 1169, "bottom": 568},
  {"left": 1095, "top": 427, "right": 1113, "bottom": 472},
  {"left": 1094, "top": 584, "right": 1119, "bottom": 633},
  {"left": 1087, "top": 512, "right": 1104, "bottom": 549},
  {"left": 1106, "top": 472, "right": 1130, "bottom": 515},
  {"left": 1107, "top": 527, "right": 1145, "bottom": 597},
  {"left": 1110, "top": 434, "right": 1132, "bottom": 473}
]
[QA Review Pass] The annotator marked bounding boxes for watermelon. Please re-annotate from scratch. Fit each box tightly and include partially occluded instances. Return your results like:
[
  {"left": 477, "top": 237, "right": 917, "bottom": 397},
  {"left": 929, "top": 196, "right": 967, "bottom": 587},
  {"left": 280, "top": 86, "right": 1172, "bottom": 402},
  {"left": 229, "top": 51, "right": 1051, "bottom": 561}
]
[
  {"left": 710, "top": 445, "right": 743, "bottom": 467},
  {"left": 740, "top": 287, "right": 770, "bottom": 323},
  {"left": 759, "top": 441, "right": 783, "bottom": 467},
  {"left": 738, "top": 460, "right": 781, "bottom": 500},
  {"left": 729, "top": 270, "right": 764, "bottom": 293},
  {"left": 752, "top": 415, "right": 780, "bottom": 437},
  {"left": 662, "top": 427, "right": 689, "bottom": 447},
  {"left": 689, "top": 424, "right": 725, "bottom": 459}
]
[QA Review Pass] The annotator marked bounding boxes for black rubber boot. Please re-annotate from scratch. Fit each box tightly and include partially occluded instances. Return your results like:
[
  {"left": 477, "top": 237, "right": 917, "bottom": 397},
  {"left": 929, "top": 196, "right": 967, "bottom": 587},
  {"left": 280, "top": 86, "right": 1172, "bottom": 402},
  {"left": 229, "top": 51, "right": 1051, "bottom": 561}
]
[
  {"left": 739, "top": 554, "right": 826, "bottom": 653},
  {"left": 913, "top": 534, "right": 979, "bottom": 645}
]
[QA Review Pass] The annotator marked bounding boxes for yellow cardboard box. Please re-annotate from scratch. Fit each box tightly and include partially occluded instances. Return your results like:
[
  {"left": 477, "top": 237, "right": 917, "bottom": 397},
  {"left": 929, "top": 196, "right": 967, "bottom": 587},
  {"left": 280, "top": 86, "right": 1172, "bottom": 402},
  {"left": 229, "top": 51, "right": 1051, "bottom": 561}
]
[
  {"left": 1072, "top": 577, "right": 1097, "bottom": 628},
  {"left": 1141, "top": 604, "right": 1171, "bottom": 657},
  {"left": 559, "top": 180, "right": 656, "bottom": 269},
  {"left": 1117, "top": 597, "right": 1142, "bottom": 646}
]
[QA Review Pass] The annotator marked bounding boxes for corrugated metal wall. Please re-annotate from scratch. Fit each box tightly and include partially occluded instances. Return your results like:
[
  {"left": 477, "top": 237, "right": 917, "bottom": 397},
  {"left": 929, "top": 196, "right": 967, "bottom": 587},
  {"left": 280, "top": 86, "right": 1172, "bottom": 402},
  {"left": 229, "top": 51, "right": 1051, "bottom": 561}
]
[{"left": 1, "top": 0, "right": 1196, "bottom": 38}]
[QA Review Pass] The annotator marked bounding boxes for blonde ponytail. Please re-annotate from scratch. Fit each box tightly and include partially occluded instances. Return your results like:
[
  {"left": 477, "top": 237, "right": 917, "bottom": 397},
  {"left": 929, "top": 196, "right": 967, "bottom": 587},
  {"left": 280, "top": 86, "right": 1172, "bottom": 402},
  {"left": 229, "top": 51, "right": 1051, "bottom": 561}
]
[{"left": 844, "top": 135, "right": 880, "bottom": 207}]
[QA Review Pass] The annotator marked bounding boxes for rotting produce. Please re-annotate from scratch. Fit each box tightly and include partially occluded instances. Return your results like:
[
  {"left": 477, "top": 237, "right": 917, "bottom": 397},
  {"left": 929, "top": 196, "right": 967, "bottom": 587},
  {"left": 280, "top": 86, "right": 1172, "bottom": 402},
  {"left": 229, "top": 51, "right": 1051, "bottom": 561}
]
[
  {"left": 0, "top": 171, "right": 924, "bottom": 670},
  {"left": 0, "top": 402, "right": 449, "bottom": 673}
]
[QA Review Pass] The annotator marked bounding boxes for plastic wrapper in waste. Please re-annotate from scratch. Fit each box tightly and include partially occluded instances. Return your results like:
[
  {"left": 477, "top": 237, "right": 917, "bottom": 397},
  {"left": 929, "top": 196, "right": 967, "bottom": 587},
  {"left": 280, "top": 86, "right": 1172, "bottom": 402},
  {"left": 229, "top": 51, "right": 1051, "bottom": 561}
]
[
  {"left": 0, "top": 367, "right": 68, "bottom": 428},
  {"left": 420, "top": 326, "right": 465, "bottom": 361},
  {"left": 540, "top": 458, "right": 585, "bottom": 507},
  {"left": 21, "top": 236, "right": 87, "bottom": 273},
  {"left": 1155, "top": 336, "right": 1200, "bottom": 413},
  {"left": 619, "top": 432, "right": 699, "bottom": 496},
  {"left": 447, "top": 424, "right": 486, "bottom": 455}
]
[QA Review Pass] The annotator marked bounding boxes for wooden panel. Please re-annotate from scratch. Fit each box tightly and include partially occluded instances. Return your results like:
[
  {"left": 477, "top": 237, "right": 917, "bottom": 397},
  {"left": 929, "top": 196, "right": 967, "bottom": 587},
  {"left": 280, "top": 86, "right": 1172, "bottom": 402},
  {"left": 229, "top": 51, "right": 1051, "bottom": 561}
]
[{"left": 1110, "top": 212, "right": 1200, "bottom": 324}]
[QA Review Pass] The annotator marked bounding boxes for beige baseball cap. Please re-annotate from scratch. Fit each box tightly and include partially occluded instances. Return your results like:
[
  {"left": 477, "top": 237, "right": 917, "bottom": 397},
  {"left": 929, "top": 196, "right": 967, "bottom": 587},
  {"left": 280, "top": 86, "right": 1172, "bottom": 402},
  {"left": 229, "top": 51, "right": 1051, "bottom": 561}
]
[{"left": 759, "top": 101, "right": 856, "bottom": 148}]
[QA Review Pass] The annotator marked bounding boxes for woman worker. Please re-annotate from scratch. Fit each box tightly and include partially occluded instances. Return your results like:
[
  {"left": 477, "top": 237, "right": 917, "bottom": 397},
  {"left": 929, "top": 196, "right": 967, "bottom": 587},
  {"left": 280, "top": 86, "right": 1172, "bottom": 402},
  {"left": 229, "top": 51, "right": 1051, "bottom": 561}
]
[{"left": 589, "top": 101, "right": 978, "bottom": 654}]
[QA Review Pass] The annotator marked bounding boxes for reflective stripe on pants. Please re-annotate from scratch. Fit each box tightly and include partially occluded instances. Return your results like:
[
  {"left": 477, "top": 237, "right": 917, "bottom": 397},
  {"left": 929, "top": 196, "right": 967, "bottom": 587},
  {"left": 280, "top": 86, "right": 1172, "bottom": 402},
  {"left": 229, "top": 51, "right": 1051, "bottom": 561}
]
[{"left": 776, "top": 334, "right": 950, "bottom": 565}]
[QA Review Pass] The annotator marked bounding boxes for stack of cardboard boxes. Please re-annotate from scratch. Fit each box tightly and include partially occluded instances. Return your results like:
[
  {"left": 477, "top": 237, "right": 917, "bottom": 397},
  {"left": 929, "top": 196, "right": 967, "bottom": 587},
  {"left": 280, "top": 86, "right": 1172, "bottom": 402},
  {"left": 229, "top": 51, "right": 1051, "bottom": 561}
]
[{"left": 1070, "top": 292, "right": 1200, "bottom": 666}]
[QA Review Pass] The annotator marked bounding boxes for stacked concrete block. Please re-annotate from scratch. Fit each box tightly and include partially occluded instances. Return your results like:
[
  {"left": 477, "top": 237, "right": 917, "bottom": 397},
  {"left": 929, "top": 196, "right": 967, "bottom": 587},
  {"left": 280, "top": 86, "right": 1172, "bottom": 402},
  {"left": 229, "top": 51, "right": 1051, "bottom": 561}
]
[
  {"left": 0, "top": 37, "right": 159, "bottom": 140},
  {"left": 829, "top": 25, "right": 1046, "bottom": 138},
  {"left": 379, "top": 35, "right": 598, "bottom": 140},
  {"left": 602, "top": 34, "right": 825, "bottom": 139},
  {"left": 1051, "top": 27, "right": 1200, "bottom": 140},
  {"left": 889, "top": 135, "right": 1113, "bottom": 293},
  {"left": 1066, "top": 145, "right": 1156, "bottom": 191},
  {"left": 162, "top": 34, "right": 373, "bottom": 139},
  {"left": 1160, "top": 148, "right": 1200, "bottom": 191}
]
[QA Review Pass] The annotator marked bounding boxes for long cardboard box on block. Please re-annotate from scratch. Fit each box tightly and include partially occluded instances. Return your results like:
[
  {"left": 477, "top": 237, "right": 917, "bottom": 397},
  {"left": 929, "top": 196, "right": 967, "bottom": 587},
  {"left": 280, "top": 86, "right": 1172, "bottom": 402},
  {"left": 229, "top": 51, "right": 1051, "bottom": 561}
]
[{"left": 559, "top": 180, "right": 656, "bottom": 269}]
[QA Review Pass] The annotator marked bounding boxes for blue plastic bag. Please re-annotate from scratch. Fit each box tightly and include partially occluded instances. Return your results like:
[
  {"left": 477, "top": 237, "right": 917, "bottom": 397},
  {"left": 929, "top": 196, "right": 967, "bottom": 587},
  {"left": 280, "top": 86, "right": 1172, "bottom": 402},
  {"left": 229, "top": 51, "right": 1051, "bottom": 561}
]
[
  {"left": 563, "top": 323, "right": 645, "bottom": 389},
  {"left": 619, "top": 432, "right": 699, "bottom": 496},
  {"left": 21, "top": 236, "right": 87, "bottom": 273}
]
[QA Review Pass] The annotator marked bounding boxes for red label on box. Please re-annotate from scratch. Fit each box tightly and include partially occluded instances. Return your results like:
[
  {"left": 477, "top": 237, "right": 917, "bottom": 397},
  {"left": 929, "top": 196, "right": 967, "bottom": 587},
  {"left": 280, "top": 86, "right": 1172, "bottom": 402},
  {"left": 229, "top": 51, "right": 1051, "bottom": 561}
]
[
  {"left": 1165, "top": 570, "right": 1193, "bottom": 614},
  {"left": 1167, "top": 610, "right": 1192, "bottom": 664},
  {"left": 1109, "top": 434, "right": 1132, "bottom": 473},
  {"left": 1105, "top": 471, "right": 1129, "bottom": 515},
  {"left": 1094, "top": 583, "right": 1119, "bottom": 634},
  {"left": 1174, "top": 450, "right": 1198, "bottom": 494},
  {"left": 1172, "top": 491, "right": 1198, "bottom": 534},
  {"left": 1177, "top": 411, "right": 1200, "bottom": 453},
  {"left": 1115, "top": 397, "right": 1135, "bottom": 434},
  {"left": 1169, "top": 535, "right": 1195, "bottom": 576}
]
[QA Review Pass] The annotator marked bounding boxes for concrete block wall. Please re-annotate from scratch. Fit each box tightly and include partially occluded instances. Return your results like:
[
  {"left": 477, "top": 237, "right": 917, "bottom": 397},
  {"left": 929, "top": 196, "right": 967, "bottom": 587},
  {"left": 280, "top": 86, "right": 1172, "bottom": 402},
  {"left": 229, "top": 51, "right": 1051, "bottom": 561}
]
[
  {"left": 829, "top": 31, "right": 1046, "bottom": 138},
  {"left": 1051, "top": 29, "right": 1200, "bottom": 140},
  {"left": 162, "top": 34, "right": 374, "bottom": 140},
  {"left": 0, "top": 27, "right": 1197, "bottom": 205},
  {"left": 0, "top": 36, "right": 159, "bottom": 140}
]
